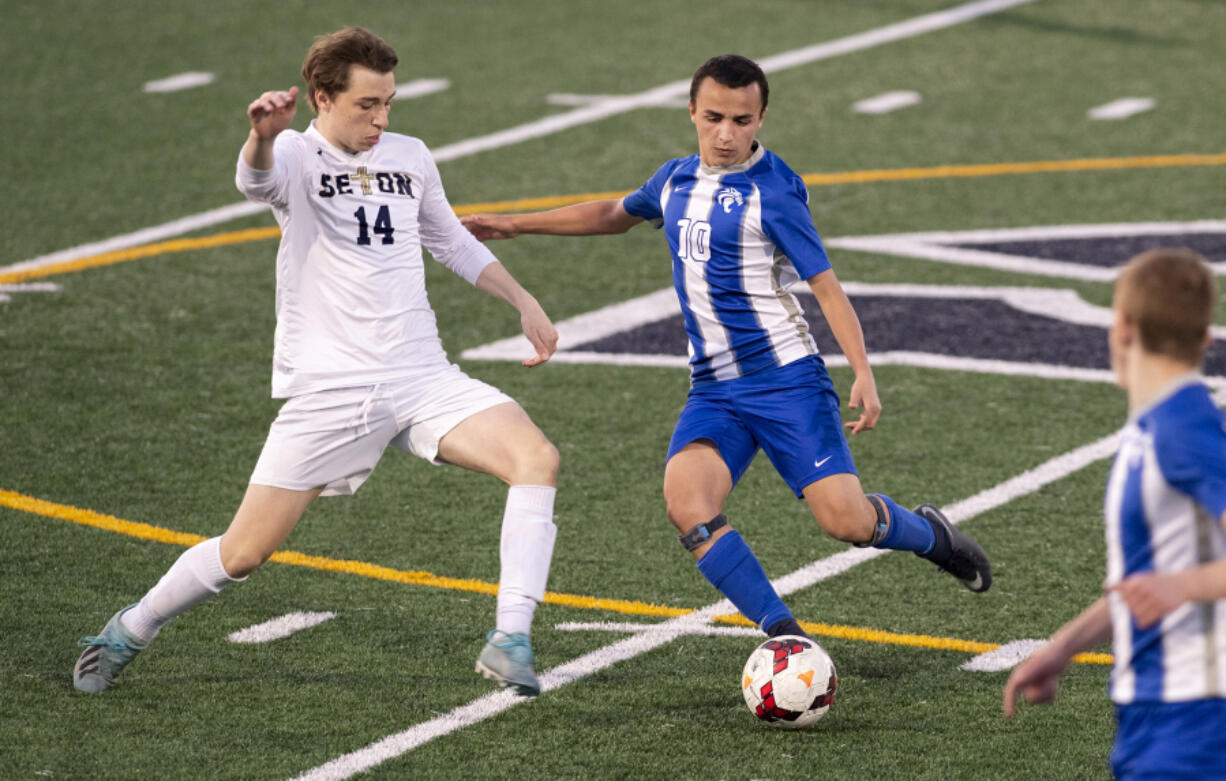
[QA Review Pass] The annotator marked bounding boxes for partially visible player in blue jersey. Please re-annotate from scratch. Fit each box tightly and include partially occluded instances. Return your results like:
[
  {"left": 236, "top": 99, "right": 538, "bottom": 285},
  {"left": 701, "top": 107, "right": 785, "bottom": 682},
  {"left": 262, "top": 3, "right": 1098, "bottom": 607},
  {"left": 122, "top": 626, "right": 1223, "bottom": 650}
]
[
  {"left": 1004, "top": 248, "right": 1226, "bottom": 779},
  {"left": 463, "top": 55, "right": 991, "bottom": 641}
]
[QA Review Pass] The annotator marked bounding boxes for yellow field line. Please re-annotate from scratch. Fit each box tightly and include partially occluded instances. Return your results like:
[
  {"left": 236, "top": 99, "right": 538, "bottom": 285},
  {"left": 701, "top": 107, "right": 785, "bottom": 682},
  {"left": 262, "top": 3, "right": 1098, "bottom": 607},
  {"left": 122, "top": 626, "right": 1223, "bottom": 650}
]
[
  {"left": 2, "top": 487, "right": 1109, "bottom": 664},
  {"left": 3, "top": 152, "right": 1222, "bottom": 285}
]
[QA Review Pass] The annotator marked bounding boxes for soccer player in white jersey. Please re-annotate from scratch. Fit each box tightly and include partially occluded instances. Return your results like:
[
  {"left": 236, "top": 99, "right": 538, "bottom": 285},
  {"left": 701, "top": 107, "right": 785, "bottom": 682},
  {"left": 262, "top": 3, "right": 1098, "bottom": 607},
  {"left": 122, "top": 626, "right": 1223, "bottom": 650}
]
[
  {"left": 463, "top": 55, "right": 991, "bottom": 642},
  {"left": 73, "top": 27, "right": 559, "bottom": 698},
  {"left": 1004, "top": 248, "right": 1226, "bottom": 778}
]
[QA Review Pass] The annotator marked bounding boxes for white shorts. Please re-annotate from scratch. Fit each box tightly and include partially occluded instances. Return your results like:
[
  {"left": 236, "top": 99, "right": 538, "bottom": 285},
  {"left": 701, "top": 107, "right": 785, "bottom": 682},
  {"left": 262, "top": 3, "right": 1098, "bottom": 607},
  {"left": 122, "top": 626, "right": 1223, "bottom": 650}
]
[{"left": 250, "top": 364, "right": 514, "bottom": 496}]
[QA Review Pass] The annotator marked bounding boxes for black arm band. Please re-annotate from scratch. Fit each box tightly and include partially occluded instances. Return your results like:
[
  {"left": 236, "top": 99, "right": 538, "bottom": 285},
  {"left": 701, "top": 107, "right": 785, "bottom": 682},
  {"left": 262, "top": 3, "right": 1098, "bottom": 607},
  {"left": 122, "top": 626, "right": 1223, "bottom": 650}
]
[{"left": 678, "top": 514, "right": 729, "bottom": 551}]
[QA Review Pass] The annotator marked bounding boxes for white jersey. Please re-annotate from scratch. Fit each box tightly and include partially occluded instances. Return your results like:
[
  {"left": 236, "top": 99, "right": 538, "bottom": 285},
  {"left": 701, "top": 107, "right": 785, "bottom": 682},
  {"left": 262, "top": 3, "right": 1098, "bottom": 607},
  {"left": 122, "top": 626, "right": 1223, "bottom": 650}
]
[
  {"left": 235, "top": 122, "right": 497, "bottom": 397},
  {"left": 1104, "top": 375, "right": 1226, "bottom": 704}
]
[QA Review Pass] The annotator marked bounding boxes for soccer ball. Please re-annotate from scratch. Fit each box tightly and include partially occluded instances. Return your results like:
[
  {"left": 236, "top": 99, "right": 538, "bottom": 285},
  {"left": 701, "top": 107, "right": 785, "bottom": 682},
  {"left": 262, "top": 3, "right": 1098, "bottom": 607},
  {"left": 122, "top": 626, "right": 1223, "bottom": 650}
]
[{"left": 741, "top": 635, "right": 837, "bottom": 729}]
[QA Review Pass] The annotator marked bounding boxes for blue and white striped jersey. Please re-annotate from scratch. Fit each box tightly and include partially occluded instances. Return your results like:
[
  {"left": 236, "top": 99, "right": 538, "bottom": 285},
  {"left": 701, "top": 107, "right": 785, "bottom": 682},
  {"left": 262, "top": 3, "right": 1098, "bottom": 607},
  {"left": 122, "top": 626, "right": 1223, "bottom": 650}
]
[
  {"left": 1105, "top": 375, "right": 1226, "bottom": 704},
  {"left": 622, "top": 144, "right": 831, "bottom": 383}
]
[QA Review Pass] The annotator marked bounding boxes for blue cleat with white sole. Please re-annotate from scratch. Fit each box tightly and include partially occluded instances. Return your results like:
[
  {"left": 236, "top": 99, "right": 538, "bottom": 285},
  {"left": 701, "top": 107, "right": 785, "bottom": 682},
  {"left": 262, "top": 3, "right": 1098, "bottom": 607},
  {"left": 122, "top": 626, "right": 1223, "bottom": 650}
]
[
  {"left": 475, "top": 629, "right": 540, "bottom": 698},
  {"left": 73, "top": 605, "right": 147, "bottom": 692}
]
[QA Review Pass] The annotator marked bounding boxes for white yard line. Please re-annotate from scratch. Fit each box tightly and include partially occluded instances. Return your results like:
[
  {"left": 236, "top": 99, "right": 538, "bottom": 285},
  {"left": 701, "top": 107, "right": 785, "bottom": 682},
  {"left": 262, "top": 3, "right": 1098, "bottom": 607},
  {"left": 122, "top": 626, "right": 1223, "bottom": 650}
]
[
  {"left": 227, "top": 612, "right": 337, "bottom": 644},
  {"left": 3, "top": 0, "right": 1037, "bottom": 278},
  {"left": 961, "top": 639, "right": 1047, "bottom": 671},
  {"left": 1088, "top": 98, "right": 1155, "bottom": 121},
  {"left": 853, "top": 90, "right": 922, "bottom": 114},
  {"left": 143, "top": 72, "right": 216, "bottom": 93},
  {"left": 394, "top": 79, "right": 451, "bottom": 100}
]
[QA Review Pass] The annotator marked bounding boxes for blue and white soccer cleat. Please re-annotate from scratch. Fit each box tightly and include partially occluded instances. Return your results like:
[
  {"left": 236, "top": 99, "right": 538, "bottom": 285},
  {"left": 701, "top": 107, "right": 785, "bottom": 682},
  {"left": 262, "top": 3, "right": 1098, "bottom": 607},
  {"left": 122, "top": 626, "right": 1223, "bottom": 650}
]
[
  {"left": 73, "top": 605, "right": 147, "bottom": 692},
  {"left": 915, "top": 504, "right": 993, "bottom": 593},
  {"left": 475, "top": 629, "right": 540, "bottom": 698}
]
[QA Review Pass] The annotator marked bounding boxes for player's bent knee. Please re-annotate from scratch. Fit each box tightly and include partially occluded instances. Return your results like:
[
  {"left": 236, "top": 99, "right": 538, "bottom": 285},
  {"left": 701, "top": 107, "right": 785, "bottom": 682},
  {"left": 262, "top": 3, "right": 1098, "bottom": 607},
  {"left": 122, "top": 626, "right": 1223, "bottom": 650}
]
[
  {"left": 220, "top": 543, "right": 274, "bottom": 579},
  {"left": 509, "top": 437, "right": 559, "bottom": 485},
  {"left": 811, "top": 498, "right": 874, "bottom": 543}
]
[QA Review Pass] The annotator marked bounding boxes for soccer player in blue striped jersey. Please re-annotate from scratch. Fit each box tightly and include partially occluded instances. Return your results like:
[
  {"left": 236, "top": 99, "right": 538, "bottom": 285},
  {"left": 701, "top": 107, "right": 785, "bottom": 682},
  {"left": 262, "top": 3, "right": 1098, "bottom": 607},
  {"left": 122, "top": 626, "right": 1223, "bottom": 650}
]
[
  {"left": 1005, "top": 248, "right": 1226, "bottom": 779},
  {"left": 464, "top": 55, "right": 991, "bottom": 641}
]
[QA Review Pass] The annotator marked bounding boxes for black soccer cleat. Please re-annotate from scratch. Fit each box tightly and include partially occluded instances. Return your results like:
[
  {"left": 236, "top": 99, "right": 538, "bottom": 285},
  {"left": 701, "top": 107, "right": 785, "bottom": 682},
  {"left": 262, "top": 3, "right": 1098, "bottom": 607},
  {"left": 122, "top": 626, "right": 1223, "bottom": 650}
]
[
  {"left": 914, "top": 504, "right": 992, "bottom": 593},
  {"left": 765, "top": 617, "right": 809, "bottom": 639}
]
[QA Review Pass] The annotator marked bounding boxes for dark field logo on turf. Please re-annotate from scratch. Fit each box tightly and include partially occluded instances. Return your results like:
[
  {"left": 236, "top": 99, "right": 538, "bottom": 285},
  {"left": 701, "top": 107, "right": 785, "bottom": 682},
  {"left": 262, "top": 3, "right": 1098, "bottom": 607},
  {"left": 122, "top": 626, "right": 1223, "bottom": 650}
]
[{"left": 463, "top": 223, "right": 1226, "bottom": 377}]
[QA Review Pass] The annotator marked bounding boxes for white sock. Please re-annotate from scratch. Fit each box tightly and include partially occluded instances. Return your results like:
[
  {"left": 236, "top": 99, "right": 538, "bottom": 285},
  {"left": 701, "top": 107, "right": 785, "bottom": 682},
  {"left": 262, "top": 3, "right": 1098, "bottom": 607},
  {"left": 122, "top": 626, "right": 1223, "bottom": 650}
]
[
  {"left": 120, "top": 537, "right": 244, "bottom": 644},
  {"left": 496, "top": 485, "right": 557, "bottom": 636}
]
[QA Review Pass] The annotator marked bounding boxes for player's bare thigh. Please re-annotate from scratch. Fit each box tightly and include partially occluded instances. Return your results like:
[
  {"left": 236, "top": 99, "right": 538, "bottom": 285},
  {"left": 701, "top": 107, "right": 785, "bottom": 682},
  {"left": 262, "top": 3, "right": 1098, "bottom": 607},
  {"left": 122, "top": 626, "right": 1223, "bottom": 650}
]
[
  {"left": 220, "top": 484, "right": 322, "bottom": 578},
  {"left": 801, "top": 473, "right": 875, "bottom": 543},
  {"left": 435, "top": 401, "right": 558, "bottom": 486},
  {"left": 663, "top": 440, "right": 734, "bottom": 557}
]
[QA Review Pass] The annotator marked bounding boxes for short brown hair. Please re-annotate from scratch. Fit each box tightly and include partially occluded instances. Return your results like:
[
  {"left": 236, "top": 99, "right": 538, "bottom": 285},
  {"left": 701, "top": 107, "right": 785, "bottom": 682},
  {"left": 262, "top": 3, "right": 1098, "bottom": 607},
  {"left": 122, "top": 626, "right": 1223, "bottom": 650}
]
[
  {"left": 301, "top": 27, "right": 398, "bottom": 112},
  {"left": 689, "top": 54, "right": 769, "bottom": 114},
  {"left": 1115, "top": 247, "right": 1215, "bottom": 364}
]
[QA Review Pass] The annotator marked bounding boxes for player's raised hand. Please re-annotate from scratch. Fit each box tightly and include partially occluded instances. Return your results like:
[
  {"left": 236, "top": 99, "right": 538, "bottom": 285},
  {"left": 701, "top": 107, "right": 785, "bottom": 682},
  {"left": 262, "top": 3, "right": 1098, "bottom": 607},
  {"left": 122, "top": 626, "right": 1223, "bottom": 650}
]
[
  {"left": 844, "top": 373, "right": 882, "bottom": 435},
  {"left": 462, "top": 214, "right": 520, "bottom": 241},
  {"left": 1002, "top": 645, "right": 1068, "bottom": 717},
  {"left": 248, "top": 86, "right": 299, "bottom": 140},
  {"left": 520, "top": 301, "right": 558, "bottom": 367}
]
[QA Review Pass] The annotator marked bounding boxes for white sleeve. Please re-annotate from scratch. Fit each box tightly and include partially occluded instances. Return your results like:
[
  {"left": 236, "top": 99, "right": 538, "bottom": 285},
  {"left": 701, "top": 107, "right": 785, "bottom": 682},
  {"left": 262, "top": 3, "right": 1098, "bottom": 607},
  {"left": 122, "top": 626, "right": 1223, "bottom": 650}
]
[
  {"left": 416, "top": 146, "right": 497, "bottom": 285},
  {"left": 235, "top": 133, "right": 299, "bottom": 209}
]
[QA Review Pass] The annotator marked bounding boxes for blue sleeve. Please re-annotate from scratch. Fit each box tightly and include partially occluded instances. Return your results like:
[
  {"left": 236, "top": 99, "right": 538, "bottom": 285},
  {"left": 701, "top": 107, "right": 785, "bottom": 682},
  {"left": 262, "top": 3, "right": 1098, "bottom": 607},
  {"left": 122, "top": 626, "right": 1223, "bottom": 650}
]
[
  {"left": 761, "top": 175, "right": 831, "bottom": 280},
  {"left": 1154, "top": 402, "right": 1226, "bottom": 520},
  {"left": 621, "top": 160, "right": 676, "bottom": 226}
]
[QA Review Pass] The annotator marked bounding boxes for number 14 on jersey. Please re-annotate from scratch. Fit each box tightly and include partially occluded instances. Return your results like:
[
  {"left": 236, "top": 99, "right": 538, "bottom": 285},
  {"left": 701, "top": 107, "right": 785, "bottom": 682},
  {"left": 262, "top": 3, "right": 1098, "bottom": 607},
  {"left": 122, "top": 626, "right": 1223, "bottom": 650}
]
[{"left": 354, "top": 205, "right": 395, "bottom": 246}]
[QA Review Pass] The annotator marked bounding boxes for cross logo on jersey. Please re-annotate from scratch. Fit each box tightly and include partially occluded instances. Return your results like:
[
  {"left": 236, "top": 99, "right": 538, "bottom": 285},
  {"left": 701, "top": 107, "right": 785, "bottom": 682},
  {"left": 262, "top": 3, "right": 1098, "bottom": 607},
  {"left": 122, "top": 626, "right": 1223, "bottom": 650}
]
[{"left": 717, "top": 187, "right": 744, "bottom": 213}]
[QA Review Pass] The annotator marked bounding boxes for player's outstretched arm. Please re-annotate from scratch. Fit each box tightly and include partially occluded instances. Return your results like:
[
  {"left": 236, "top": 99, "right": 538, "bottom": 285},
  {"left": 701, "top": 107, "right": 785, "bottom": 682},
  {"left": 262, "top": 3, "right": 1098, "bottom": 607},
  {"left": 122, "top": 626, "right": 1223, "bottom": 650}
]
[
  {"left": 462, "top": 199, "right": 643, "bottom": 241},
  {"left": 474, "top": 262, "right": 558, "bottom": 367},
  {"left": 242, "top": 86, "right": 299, "bottom": 170},
  {"left": 1003, "top": 597, "right": 1111, "bottom": 716},
  {"left": 807, "top": 269, "right": 881, "bottom": 435}
]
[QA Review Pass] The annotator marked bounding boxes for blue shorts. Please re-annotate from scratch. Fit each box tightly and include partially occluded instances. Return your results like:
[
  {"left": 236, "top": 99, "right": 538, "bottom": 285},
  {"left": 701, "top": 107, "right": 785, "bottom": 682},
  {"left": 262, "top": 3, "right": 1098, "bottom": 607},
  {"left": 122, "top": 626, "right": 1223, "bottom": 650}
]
[
  {"left": 667, "top": 355, "right": 856, "bottom": 498},
  {"left": 1111, "top": 699, "right": 1226, "bottom": 780}
]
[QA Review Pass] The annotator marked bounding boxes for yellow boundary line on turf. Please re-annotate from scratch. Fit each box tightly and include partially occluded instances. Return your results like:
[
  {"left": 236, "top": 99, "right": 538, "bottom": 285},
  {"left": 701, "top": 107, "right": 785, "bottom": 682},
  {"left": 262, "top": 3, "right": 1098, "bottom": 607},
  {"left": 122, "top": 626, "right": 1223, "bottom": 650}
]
[
  {"left": 1, "top": 487, "right": 1111, "bottom": 665},
  {"left": 3, "top": 152, "right": 1223, "bottom": 286}
]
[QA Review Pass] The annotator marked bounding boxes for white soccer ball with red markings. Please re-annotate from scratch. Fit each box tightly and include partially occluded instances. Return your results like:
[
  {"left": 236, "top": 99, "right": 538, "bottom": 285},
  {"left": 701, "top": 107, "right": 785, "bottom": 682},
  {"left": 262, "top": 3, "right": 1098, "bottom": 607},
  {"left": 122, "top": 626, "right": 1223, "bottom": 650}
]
[{"left": 741, "top": 635, "right": 837, "bottom": 729}]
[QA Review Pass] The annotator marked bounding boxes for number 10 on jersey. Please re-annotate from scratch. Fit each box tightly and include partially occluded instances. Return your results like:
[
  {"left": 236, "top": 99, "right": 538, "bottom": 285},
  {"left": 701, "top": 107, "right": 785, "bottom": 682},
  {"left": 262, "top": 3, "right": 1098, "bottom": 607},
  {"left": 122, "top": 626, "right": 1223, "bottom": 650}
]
[{"left": 676, "top": 218, "right": 711, "bottom": 262}]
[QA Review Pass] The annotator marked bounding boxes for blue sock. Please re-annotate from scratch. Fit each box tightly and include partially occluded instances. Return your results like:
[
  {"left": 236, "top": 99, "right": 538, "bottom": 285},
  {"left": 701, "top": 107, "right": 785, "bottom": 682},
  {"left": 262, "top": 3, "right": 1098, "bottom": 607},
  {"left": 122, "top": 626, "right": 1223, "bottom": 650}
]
[
  {"left": 875, "top": 495, "right": 935, "bottom": 554},
  {"left": 695, "top": 530, "right": 792, "bottom": 632}
]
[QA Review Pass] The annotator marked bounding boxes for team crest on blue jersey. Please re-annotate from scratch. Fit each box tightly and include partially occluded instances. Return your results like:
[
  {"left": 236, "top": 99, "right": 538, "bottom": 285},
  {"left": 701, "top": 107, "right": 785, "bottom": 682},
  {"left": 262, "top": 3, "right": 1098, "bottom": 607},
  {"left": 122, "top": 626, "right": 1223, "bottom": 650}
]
[{"left": 717, "top": 187, "right": 744, "bottom": 213}]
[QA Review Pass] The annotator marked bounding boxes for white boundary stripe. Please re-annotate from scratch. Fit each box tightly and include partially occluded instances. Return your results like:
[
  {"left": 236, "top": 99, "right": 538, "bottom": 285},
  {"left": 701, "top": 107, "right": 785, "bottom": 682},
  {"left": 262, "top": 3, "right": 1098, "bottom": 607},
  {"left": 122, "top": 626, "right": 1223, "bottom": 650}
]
[
  {"left": 556, "top": 621, "right": 762, "bottom": 638},
  {"left": 143, "top": 72, "right": 216, "bottom": 93},
  {"left": 547, "top": 93, "right": 690, "bottom": 109},
  {"left": 961, "top": 639, "right": 1047, "bottom": 671},
  {"left": 828, "top": 220, "right": 1226, "bottom": 282},
  {"left": 828, "top": 237, "right": 1119, "bottom": 281},
  {"left": 227, "top": 611, "right": 337, "bottom": 644},
  {"left": 5, "top": 0, "right": 1035, "bottom": 276},
  {"left": 0, "top": 201, "right": 269, "bottom": 276}
]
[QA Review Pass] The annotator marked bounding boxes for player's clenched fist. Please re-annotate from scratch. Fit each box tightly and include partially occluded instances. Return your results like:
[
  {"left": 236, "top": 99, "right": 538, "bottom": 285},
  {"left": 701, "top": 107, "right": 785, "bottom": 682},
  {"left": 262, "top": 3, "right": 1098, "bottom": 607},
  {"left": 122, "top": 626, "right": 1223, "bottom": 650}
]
[{"left": 248, "top": 86, "right": 299, "bottom": 139}]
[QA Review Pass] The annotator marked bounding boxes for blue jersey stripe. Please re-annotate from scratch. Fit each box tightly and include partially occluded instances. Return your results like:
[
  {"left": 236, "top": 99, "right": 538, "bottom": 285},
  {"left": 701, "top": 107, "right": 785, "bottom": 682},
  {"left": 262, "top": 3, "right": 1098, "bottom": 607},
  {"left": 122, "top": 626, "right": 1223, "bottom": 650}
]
[{"left": 1119, "top": 459, "right": 1165, "bottom": 697}]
